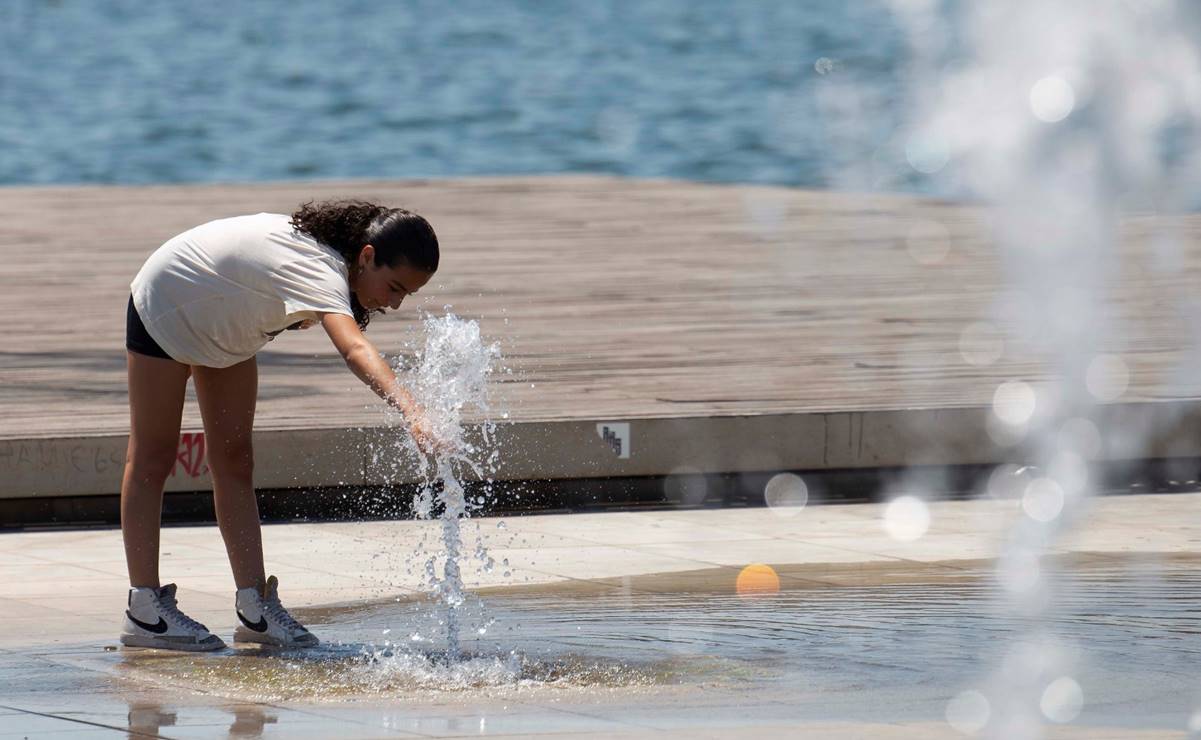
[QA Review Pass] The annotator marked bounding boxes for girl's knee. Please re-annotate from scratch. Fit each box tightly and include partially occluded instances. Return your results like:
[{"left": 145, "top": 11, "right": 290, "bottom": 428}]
[
  {"left": 208, "top": 443, "right": 254, "bottom": 482},
  {"left": 125, "top": 444, "right": 179, "bottom": 484}
]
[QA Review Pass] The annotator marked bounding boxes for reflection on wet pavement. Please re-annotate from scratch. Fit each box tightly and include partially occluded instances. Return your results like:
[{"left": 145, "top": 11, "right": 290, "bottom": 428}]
[{"left": 0, "top": 556, "right": 1197, "bottom": 738}]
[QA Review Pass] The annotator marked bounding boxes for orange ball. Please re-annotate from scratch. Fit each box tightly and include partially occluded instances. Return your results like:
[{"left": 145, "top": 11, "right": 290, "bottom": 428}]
[{"left": 736, "top": 563, "right": 780, "bottom": 596}]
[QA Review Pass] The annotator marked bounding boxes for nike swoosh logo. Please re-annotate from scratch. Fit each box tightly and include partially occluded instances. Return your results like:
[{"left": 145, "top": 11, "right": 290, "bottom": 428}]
[
  {"left": 127, "top": 611, "right": 169, "bottom": 634},
  {"left": 238, "top": 611, "right": 269, "bottom": 632}
]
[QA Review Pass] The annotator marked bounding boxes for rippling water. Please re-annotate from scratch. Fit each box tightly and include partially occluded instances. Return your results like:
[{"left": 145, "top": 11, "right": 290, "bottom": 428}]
[
  {"left": 113, "top": 562, "right": 1200, "bottom": 730},
  {"left": 1, "top": 0, "right": 913, "bottom": 189}
]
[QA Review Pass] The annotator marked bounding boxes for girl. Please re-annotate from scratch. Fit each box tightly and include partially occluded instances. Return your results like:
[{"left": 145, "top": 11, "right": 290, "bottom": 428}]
[{"left": 120, "top": 200, "right": 440, "bottom": 651}]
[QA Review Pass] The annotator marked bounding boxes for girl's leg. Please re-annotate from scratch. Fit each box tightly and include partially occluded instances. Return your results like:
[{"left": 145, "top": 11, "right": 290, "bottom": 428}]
[
  {"left": 122, "top": 351, "right": 190, "bottom": 588},
  {"left": 192, "top": 357, "right": 265, "bottom": 591}
]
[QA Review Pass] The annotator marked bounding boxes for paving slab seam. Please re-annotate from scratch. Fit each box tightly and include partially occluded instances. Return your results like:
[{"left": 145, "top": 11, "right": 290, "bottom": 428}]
[
  {"left": 0, "top": 702, "right": 166, "bottom": 738},
  {"left": 31, "top": 641, "right": 539, "bottom": 735},
  {"left": 13, "top": 651, "right": 424, "bottom": 738}
]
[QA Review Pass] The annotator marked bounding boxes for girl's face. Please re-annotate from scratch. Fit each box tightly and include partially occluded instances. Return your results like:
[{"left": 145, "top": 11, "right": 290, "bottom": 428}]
[{"left": 351, "top": 245, "right": 434, "bottom": 312}]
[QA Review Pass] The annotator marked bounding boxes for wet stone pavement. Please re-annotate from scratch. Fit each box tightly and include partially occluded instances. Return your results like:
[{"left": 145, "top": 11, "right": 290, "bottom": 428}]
[{"left": 0, "top": 494, "right": 1198, "bottom": 738}]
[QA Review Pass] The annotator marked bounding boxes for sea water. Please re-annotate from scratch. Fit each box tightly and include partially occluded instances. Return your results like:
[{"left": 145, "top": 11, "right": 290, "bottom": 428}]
[{"left": 3, "top": 1, "right": 912, "bottom": 193}]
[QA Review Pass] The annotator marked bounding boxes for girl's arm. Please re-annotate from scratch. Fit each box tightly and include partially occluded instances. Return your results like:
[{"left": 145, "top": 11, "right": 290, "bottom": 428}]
[{"left": 320, "top": 312, "right": 440, "bottom": 450}]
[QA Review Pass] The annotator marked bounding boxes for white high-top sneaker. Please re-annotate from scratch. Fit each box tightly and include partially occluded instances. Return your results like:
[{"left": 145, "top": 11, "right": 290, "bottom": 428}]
[
  {"left": 120, "top": 583, "right": 226, "bottom": 651},
  {"left": 233, "top": 575, "right": 318, "bottom": 648}
]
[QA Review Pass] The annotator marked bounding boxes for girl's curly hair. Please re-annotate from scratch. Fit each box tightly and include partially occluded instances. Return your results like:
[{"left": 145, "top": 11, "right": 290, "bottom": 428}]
[{"left": 291, "top": 199, "right": 439, "bottom": 329}]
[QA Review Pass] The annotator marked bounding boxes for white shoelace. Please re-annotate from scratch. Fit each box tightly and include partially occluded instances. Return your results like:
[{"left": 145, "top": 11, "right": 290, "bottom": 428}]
[
  {"left": 263, "top": 595, "right": 303, "bottom": 632},
  {"left": 157, "top": 592, "right": 208, "bottom": 633}
]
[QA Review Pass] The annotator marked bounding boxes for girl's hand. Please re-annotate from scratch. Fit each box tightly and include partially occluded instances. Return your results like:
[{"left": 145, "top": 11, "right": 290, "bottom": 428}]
[{"left": 406, "top": 408, "right": 454, "bottom": 455}]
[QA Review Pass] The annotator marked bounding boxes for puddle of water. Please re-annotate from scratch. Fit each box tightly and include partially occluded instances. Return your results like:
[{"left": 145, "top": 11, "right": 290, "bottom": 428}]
[{"left": 110, "top": 559, "right": 1200, "bottom": 731}]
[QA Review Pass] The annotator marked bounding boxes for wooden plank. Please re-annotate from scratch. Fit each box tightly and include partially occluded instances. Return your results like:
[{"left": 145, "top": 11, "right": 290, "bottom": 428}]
[{"left": 0, "top": 175, "right": 1198, "bottom": 440}]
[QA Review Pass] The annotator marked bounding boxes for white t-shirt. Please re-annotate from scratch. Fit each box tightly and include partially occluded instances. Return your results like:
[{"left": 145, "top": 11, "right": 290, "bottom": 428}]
[{"left": 131, "top": 212, "right": 354, "bottom": 368}]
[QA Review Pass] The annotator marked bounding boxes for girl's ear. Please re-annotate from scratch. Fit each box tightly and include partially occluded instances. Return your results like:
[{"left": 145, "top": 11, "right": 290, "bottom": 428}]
[{"left": 358, "top": 244, "right": 375, "bottom": 270}]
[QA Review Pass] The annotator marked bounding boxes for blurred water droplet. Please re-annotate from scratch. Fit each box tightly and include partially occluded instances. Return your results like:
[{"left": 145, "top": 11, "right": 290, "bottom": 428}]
[
  {"left": 1030, "top": 76, "right": 1075, "bottom": 122},
  {"left": 1048, "top": 451, "right": 1088, "bottom": 496},
  {"left": 1040, "top": 676, "right": 1084, "bottom": 722},
  {"left": 945, "top": 689, "right": 990, "bottom": 734},
  {"left": 1085, "top": 354, "right": 1129, "bottom": 402},
  {"left": 664, "top": 467, "right": 708, "bottom": 506},
  {"left": 883, "top": 495, "right": 930, "bottom": 541},
  {"left": 1058, "top": 417, "right": 1102, "bottom": 458},
  {"left": 1023, "top": 478, "right": 1065, "bottom": 522},
  {"left": 986, "top": 412, "right": 1027, "bottom": 447},
  {"left": 906, "top": 218, "right": 952, "bottom": 265},
  {"left": 1187, "top": 710, "right": 1201, "bottom": 733},
  {"left": 987, "top": 463, "right": 1030, "bottom": 500},
  {"left": 992, "top": 380, "right": 1036, "bottom": 426},
  {"left": 764, "top": 473, "right": 808, "bottom": 517},
  {"left": 997, "top": 549, "right": 1040, "bottom": 594},
  {"left": 959, "top": 322, "right": 1004, "bottom": 366},
  {"left": 905, "top": 131, "right": 950, "bottom": 173}
]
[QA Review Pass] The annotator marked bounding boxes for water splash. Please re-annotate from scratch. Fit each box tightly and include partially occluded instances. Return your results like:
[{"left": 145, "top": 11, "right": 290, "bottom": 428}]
[
  {"left": 394, "top": 312, "right": 502, "bottom": 659},
  {"left": 405, "top": 313, "right": 500, "bottom": 457},
  {"left": 122, "top": 642, "right": 656, "bottom": 703},
  {"left": 354, "top": 646, "right": 652, "bottom": 695}
]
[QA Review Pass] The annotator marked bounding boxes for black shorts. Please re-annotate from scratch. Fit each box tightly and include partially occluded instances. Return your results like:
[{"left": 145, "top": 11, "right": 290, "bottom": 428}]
[{"left": 125, "top": 295, "right": 175, "bottom": 360}]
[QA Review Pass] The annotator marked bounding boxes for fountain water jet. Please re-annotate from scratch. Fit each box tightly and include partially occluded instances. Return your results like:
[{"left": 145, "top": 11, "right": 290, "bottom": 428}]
[
  {"left": 391, "top": 312, "right": 502, "bottom": 660},
  {"left": 883, "top": 0, "right": 1201, "bottom": 735}
]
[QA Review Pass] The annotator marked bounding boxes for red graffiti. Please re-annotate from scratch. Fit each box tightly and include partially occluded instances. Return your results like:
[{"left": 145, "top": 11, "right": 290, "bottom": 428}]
[{"left": 170, "top": 432, "right": 209, "bottom": 478}]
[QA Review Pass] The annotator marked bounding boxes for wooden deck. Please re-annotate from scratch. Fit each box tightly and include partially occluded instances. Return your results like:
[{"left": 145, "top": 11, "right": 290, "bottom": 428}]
[{"left": 1, "top": 175, "right": 1199, "bottom": 442}]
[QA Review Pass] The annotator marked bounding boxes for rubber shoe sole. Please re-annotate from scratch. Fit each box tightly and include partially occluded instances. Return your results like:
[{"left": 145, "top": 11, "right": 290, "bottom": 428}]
[
  {"left": 234, "top": 625, "right": 319, "bottom": 648},
  {"left": 120, "top": 632, "right": 226, "bottom": 652}
]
